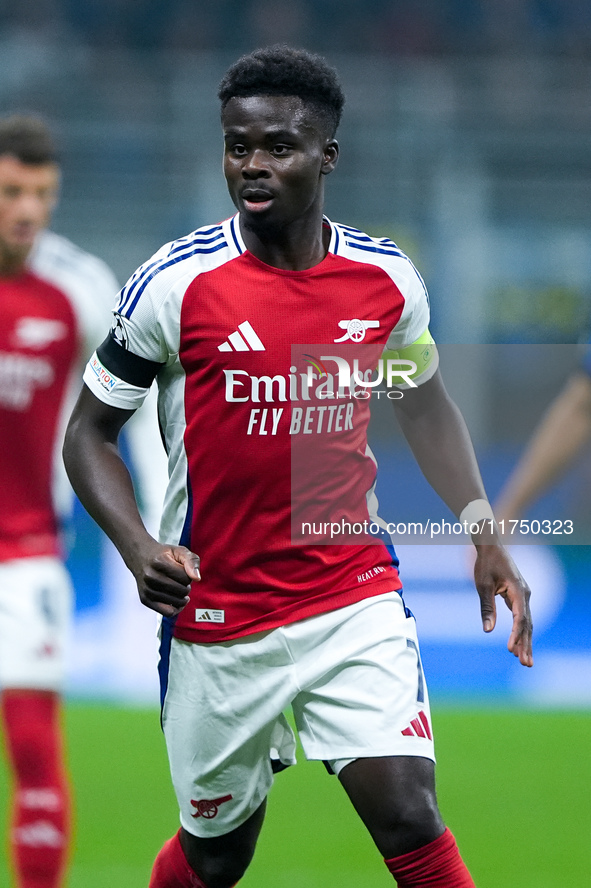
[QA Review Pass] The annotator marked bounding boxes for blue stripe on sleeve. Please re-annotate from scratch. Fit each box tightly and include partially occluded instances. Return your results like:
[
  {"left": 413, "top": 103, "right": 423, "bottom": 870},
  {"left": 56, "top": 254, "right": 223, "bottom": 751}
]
[
  {"left": 122, "top": 240, "right": 227, "bottom": 319},
  {"left": 117, "top": 227, "right": 226, "bottom": 316},
  {"left": 344, "top": 240, "right": 406, "bottom": 258}
]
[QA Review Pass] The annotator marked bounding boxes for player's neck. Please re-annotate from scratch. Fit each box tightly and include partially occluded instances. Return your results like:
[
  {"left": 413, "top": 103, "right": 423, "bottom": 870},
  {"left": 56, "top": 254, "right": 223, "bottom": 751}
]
[
  {"left": 239, "top": 212, "right": 330, "bottom": 271},
  {"left": 0, "top": 243, "right": 29, "bottom": 278}
]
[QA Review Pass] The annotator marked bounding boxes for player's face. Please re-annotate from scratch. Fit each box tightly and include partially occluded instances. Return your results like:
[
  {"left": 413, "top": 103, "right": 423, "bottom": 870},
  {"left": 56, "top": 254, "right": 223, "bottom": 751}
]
[
  {"left": 222, "top": 95, "right": 338, "bottom": 231},
  {"left": 0, "top": 155, "right": 59, "bottom": 270}
]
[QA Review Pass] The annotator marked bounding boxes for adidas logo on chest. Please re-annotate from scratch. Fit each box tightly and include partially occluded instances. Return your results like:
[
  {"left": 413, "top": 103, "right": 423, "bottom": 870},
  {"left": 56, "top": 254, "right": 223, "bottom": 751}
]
[{"left": 218, "top": 321, "right": 265, "bottom": 352}]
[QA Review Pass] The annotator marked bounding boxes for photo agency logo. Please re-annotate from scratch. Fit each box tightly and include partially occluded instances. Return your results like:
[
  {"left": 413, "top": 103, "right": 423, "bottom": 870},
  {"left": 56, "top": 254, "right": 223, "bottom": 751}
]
[{"left": 301, "top": 352, "right": 418, "bottom": 399}]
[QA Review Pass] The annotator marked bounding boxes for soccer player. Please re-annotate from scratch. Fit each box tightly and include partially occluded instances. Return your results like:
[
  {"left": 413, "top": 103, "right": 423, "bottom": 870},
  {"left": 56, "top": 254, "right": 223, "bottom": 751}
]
[
  {"left": 495, "top": 353, "right": 591, "bottom": 521},
  {"left": 0, "top": 115, "right": 119, "bottom": 888},
  {"left": 63, "top": 47, "right": 533, "bottom": 888}
]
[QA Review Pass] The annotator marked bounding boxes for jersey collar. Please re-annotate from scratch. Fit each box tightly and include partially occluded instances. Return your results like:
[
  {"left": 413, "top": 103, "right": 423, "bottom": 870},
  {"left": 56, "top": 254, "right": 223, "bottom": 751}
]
[{"left": 226, "top": 213, "right": 338, "bottom": 260}]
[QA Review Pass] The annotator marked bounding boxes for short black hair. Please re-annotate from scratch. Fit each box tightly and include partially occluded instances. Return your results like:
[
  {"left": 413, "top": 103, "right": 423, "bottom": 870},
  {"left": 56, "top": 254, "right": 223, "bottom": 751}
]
[
  {"left": 0, "top": 115, "right": 58, "bottom": 165},
  {"left": 219, "top": 45, "right": 345, "bottom": 136}
]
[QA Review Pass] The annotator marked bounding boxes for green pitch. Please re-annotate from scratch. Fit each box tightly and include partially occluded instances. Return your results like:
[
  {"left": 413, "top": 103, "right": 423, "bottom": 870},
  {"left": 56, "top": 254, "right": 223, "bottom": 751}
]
[{"left": 1, "top": 705, "right": 590, "bottom": 887}]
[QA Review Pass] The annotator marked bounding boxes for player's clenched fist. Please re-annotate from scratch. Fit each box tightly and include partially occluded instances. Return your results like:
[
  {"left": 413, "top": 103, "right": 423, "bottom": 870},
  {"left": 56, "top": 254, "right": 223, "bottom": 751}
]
[{"left": 129, "top": 541, "right": 201, "bottom": 617}]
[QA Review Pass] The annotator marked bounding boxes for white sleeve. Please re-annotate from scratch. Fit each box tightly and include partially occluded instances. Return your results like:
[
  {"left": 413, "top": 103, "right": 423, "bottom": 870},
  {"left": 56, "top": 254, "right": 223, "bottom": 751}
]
[
  {"left": 385, "top": 261, "right": 431, "bottom": 350},
  {"left": 82, "top": 250, "right": 176, "bottom": 409}
]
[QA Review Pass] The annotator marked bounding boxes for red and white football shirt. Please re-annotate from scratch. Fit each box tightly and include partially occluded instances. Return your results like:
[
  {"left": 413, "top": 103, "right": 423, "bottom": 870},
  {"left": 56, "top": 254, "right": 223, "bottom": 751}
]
[
  {"left": 84, "top": 215, "right": 436, "bottom": 643},
  {"left": 0, "top": 230, "right": 117, "bottom": 561}
]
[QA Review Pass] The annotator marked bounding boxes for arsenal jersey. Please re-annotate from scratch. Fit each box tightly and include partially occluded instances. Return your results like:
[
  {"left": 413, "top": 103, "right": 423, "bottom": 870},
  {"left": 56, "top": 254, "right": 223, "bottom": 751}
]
[
  {"left": 84, "top": 215, "right": 437, "bottom": 643},
  {"left": 0, "top": 231, "right": 117, "bottom": 561}
]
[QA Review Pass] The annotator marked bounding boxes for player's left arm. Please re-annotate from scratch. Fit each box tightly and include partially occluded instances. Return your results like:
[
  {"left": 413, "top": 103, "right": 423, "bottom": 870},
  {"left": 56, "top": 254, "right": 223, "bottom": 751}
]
[{"left": 392, "top": 368, "right": 533, "bottom": 667}]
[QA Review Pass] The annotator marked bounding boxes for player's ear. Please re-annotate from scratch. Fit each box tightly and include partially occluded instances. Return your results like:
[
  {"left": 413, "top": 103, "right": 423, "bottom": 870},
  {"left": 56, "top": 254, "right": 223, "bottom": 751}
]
[{"left": 321, "top": 139, "right": 339, "bottom": 176}]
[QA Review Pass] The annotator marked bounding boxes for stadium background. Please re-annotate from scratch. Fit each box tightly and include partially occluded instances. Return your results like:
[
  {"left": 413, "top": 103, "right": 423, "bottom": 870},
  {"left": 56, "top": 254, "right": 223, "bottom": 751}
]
[{"left": 1, "top": 2, "right": 590, "bottom": 885}]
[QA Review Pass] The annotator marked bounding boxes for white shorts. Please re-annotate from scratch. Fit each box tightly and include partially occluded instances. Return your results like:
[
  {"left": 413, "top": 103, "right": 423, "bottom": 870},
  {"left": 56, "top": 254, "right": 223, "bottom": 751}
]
[
  {"left": 0, "top": 557, "right": 73, "bottom": 691},
  {"left": 161, "top": 590, "right": 435, "bottom": 838}
]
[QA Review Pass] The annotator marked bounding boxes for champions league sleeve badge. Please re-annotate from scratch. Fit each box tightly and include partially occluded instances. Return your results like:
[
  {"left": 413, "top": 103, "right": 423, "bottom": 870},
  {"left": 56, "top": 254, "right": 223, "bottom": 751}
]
[{"left": 111, "top": 314, "right": 129, "bottom": 349}]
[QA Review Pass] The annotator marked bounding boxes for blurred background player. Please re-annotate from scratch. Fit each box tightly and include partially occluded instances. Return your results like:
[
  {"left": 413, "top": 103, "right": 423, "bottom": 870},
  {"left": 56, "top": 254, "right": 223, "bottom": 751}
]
[
  {"left": 495, "top": 350, "right": 591, "bottom": 521},
  {"left": 0, "top": 114, "right": 118, "bottom": 888}
]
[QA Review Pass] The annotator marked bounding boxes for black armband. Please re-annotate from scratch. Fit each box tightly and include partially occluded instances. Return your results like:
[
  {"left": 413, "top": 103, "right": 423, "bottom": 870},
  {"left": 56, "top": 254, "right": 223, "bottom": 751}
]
[{"left": 96, "top": 333, "right": 164, "bottom": 388}]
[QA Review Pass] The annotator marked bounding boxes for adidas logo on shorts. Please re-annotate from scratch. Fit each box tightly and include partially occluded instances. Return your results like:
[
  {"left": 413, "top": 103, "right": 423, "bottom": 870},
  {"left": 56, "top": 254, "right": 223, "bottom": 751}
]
[{"left": 401, "top": 710, "right": 432, "bottom": 740}]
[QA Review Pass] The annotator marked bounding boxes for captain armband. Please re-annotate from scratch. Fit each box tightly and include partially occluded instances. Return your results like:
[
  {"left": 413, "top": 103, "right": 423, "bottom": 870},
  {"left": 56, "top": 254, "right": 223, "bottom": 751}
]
[{"left": 382, "top": 328, "right": 439, "bottom": 389}]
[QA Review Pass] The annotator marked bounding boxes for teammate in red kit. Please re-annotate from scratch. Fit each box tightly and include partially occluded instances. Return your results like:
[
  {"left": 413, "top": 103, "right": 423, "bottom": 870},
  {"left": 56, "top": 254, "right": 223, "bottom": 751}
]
[
  {"left": 63, "top": 47, "right": 533, "bottom": 888},
  {"left": 0, "top": 115, "right": 118, "bottom": 888}
]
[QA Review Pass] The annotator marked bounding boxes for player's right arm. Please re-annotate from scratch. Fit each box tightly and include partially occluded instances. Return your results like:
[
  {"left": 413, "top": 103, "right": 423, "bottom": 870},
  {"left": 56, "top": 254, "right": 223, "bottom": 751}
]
[{"left": 63, "top": 385, "right": 199, "bottom": 618}]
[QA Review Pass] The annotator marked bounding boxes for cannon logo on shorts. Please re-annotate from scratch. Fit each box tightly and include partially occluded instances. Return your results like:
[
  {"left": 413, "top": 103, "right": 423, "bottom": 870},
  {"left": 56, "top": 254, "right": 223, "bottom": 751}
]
[{"left": 191, "top": 795, "right": 233, "bottom": 819}]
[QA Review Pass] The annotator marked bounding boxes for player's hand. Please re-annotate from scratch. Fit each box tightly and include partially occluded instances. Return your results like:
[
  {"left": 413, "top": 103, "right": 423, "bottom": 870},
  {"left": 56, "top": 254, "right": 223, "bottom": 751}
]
[
  {"left": 473, "top": 543, "right": 533, "bottom": 667},
  {"left": 129, "top": 541, "right": 201, "bottom": 618}
]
